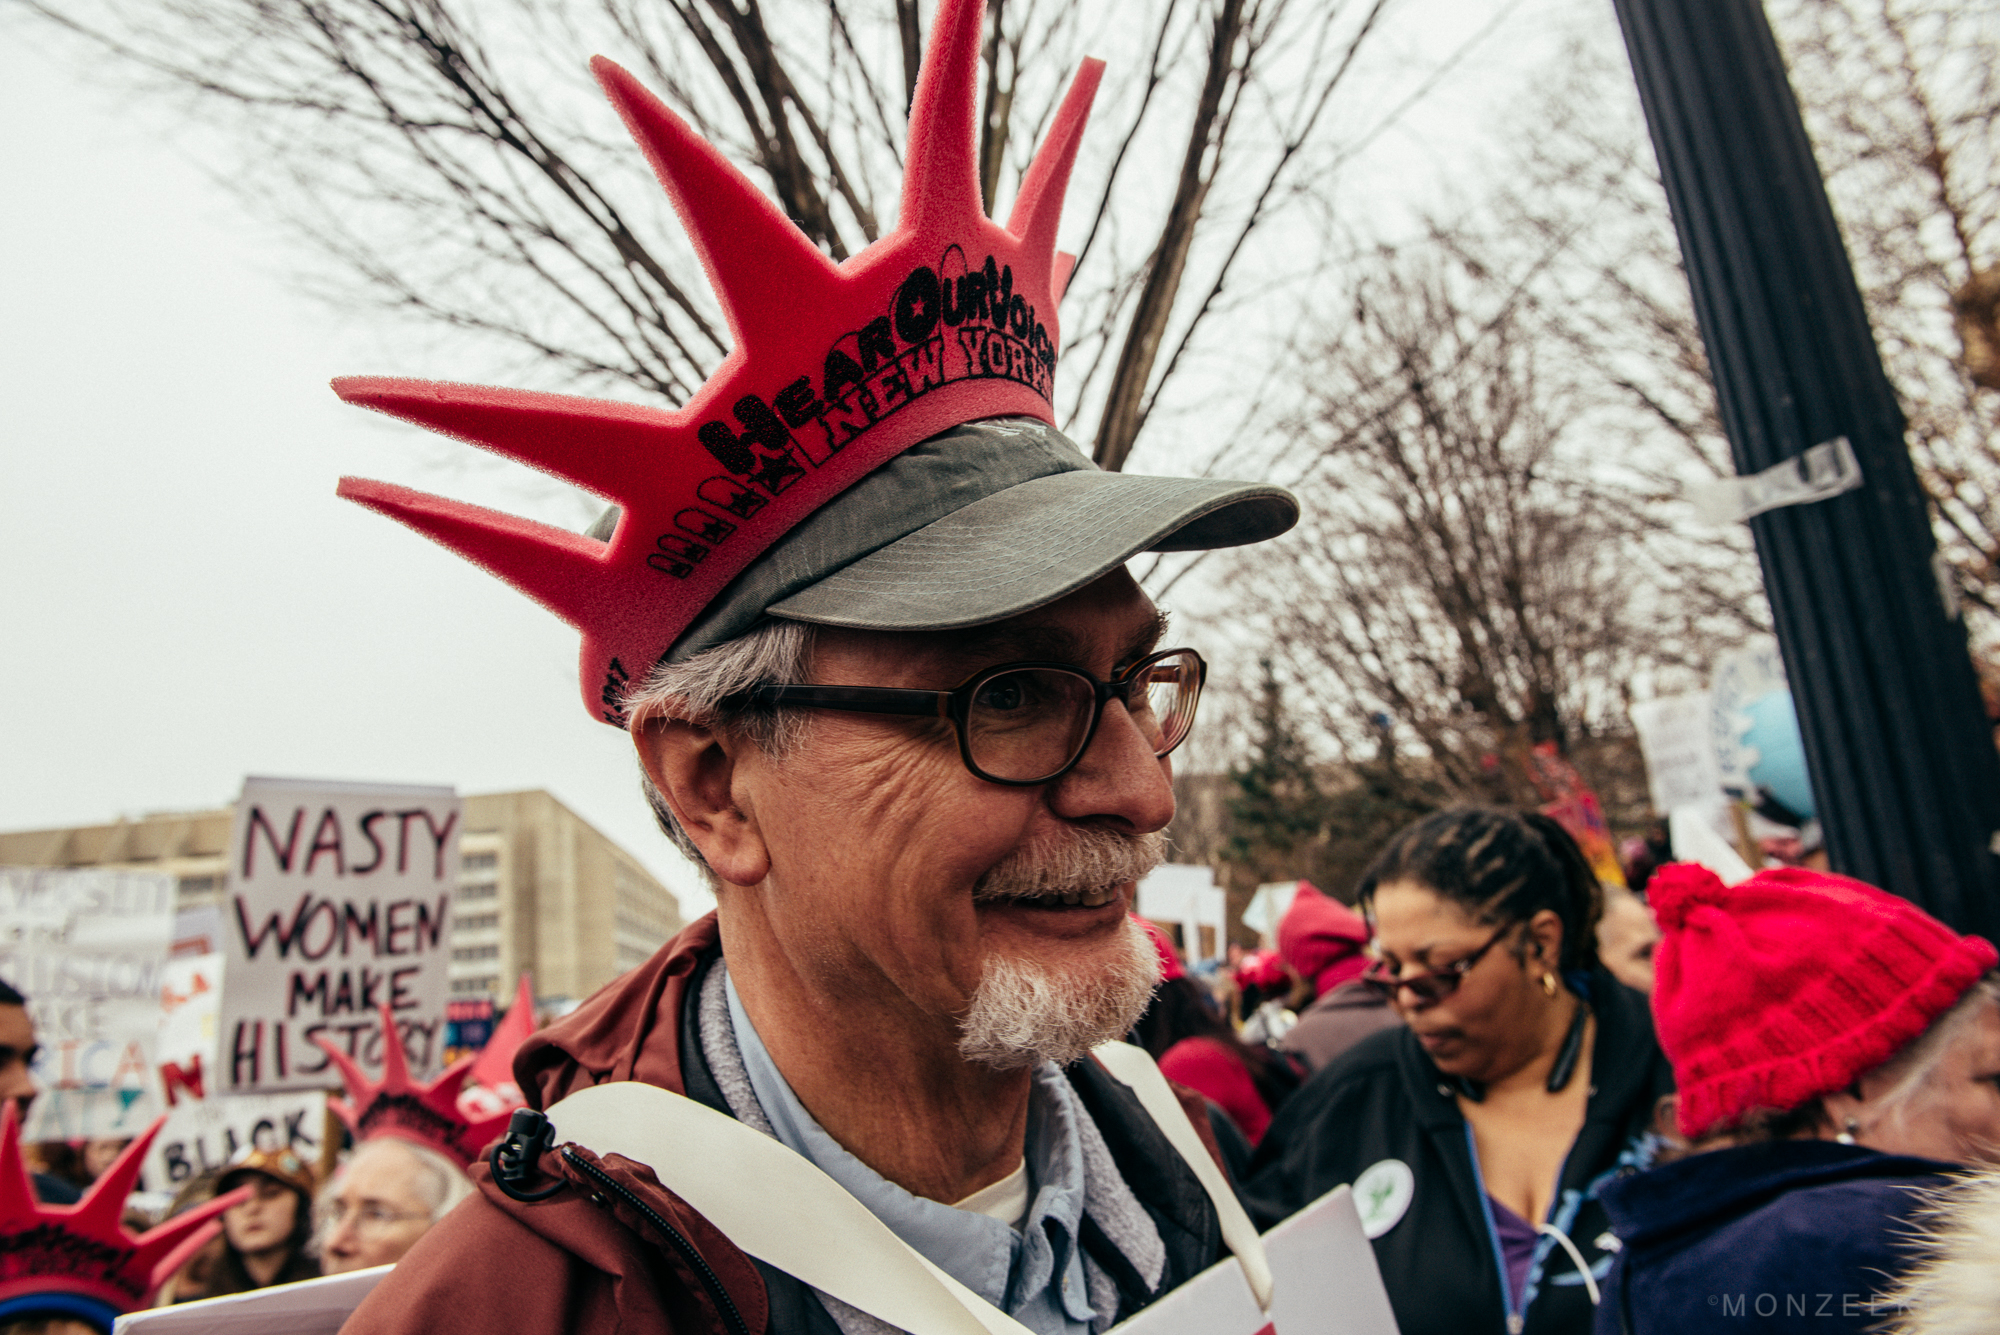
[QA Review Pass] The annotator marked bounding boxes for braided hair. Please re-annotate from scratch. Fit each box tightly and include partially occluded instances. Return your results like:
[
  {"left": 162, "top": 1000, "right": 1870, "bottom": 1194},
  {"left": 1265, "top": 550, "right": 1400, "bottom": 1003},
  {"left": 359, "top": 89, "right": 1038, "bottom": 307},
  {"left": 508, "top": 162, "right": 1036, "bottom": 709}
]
[{"left": 1356, "top": 807, "right": 1604, "bottom": 973}]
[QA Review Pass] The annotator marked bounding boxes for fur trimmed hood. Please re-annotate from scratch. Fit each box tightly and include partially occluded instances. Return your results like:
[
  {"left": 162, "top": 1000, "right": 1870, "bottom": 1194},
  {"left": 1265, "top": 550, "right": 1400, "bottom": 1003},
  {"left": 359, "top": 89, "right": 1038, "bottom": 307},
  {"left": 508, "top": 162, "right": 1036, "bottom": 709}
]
[{"left": 1885, "top": 1169, "right": 2000, "bottom": 1335}]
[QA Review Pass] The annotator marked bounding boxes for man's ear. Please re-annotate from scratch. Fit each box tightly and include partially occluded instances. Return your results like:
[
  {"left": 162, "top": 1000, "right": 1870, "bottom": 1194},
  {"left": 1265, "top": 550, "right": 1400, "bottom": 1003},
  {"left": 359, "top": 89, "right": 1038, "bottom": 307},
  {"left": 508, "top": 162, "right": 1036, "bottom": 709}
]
[{"left": 634, "top": 717, "right": 771, "bottom": 887}]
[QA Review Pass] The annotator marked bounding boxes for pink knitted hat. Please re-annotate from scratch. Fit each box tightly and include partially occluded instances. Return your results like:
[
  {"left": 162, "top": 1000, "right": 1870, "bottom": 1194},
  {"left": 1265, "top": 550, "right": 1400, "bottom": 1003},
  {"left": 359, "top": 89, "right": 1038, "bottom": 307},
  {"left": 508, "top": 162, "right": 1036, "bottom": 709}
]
[
  {"left": 1277, "top": 881, "right": 1371, "bottom": 995},
  {"left": 1649, "top": 862, "right": 1998, "bottom": 1139}
]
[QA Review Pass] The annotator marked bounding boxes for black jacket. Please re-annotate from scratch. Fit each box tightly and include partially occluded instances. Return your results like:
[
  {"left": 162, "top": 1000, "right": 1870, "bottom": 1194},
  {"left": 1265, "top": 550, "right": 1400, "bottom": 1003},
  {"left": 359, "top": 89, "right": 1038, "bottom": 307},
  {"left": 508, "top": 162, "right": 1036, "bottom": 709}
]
[
  {"left": 1593, "top": 1140, "right": 1954, "bottom": 1335},
  {"left": 1244, "top": 973, "right": 1673, "bottom": 1335}
]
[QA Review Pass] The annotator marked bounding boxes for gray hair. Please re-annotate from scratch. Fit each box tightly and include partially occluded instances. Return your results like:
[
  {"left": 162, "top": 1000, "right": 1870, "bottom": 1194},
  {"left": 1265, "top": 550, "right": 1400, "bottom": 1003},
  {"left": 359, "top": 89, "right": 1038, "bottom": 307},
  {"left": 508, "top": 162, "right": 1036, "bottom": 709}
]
[
  {"left": 1872, "top": 971, "right": 2000, "bottom": 1125},
  {"left": 623, "top": 619, "right": 819, "bottom": 879},
  {"left": 311, "top": 1137, "right": 475, "bottom": 1256}
]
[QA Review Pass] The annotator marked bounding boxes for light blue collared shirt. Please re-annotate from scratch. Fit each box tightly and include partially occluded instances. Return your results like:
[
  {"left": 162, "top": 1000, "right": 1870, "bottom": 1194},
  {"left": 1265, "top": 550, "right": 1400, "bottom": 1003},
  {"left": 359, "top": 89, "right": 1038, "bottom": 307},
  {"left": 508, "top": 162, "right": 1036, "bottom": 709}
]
[{"left": 724, "top": 975, "right": 1098, "bottom": 1334}]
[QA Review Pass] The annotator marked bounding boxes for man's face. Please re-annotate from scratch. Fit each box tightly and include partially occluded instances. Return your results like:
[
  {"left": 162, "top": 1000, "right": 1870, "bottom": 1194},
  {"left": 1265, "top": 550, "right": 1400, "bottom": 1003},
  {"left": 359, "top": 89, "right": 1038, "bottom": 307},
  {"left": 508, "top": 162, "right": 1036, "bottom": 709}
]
[
  {"left": 0, "top": 1004, "right": 38, "bottom": 1119},
  {"left": 318, "top": 1141, "right": 439, "bottom": 1274},
  {"left": 723, "top": 568, "right": 1177, "bottom": 1051}
]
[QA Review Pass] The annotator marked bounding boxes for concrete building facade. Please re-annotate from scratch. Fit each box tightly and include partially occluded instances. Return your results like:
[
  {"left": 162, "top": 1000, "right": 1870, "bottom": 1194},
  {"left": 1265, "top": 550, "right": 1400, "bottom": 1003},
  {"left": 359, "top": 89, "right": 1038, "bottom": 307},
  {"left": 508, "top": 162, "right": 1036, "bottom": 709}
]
[{"left": 0, "top": 789, "right": 683, "bottom": 1006}]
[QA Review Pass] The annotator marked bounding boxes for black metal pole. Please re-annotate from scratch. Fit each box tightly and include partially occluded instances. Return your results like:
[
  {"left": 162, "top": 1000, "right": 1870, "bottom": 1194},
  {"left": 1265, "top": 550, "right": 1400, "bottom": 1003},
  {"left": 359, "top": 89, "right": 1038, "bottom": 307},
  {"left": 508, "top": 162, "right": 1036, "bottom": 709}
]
[{"left": 1611, "top": 0, "right": 2000, "bottom": 934}]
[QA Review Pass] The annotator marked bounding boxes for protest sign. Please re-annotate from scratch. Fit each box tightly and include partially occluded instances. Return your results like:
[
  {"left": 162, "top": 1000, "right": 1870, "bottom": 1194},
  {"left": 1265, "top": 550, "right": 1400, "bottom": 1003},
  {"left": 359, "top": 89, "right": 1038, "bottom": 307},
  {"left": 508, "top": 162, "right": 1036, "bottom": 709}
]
[
  {"left": 114, "top": 1260, "right": 391, "bottom": 1335},
  {"left": 1109, "top": 1186, "right": 1399, "bottom": 1335},
  {"left": 156, "top": 952, "right": 223, "bottom": 1106},
  {"left": 1629, "top": 691, "right": 1726, "bottom": 814},
  {"left": 216, "top": 777, "right": 459, "bottom": 1094},
  {"left": 1, "top": 867, "right": 175, "bottom": 1140},
  {"left": 142, "top": 1088, "right": 328, "bottom": 1189}
]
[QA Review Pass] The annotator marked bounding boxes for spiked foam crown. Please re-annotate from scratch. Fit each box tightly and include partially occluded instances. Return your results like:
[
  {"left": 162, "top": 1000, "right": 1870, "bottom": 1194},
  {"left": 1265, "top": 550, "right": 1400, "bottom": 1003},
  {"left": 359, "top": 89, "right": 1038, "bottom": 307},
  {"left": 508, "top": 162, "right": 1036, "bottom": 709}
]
[
  {"left": 0, "top": 1106, "right": 250, "bottom": 1327},
  {"left": 335, "top": 0, "right": 1104, "bottom": 725},
  {"left": 316, "top": 1007, "right": 512, "bottom": 1167}
]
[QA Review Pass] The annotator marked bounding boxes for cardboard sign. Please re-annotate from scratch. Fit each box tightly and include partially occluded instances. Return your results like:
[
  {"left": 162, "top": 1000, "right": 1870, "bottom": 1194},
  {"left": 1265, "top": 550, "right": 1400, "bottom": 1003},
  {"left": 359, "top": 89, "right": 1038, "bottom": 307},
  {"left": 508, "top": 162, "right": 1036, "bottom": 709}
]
[
  {"left": 216, "top": 777, "right": 459, "bottom": 1094},
  {"left": 1, "top": 867, "right": 176, "bottom": 1140},
  {"left": 114, "top": 1262, "right": 391, "bottom": 1335},
  {"left": 142, "top": 1089, "right": 328, "bottom": 1190},
  {"left": 1110, "top": 1186, "right": 1400, "bottom": 1335}
]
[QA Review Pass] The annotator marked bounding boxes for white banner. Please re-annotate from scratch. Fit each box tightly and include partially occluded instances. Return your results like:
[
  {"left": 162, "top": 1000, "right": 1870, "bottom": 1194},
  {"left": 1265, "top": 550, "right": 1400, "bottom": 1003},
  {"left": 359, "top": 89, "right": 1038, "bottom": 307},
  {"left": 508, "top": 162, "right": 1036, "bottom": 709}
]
[
  {"left": 1, "top": 867, "right": 175, "bottom": 1140},
  {"left": 142, "top": 1089, "right": 328, "bottom": 1190},
  {"left": 157, "top": 952, "right": 224, "bottom": 1105},
  {"left": 217, "top": 777, "right": 459, "bottom": 1094}
]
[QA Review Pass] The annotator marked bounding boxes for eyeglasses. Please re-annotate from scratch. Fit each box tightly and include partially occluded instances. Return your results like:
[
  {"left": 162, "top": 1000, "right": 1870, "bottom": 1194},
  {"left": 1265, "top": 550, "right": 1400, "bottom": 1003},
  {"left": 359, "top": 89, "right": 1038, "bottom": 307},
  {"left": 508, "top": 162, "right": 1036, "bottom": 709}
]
[
  {"left": 1360, "top": 921, "right": 1518, "bottom": 1003},
  {"left": 733, "top": 647, "right": 1206, "bottom": 786},
  {"left": 315, "top": 1200, "right": 430, "bottom": 1237}
]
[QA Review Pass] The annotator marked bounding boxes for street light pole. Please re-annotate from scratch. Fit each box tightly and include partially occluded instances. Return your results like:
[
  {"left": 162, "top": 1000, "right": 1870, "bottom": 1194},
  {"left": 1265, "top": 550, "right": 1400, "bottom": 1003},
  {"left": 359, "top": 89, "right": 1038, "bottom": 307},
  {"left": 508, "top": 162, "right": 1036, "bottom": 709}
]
[{"left": 1611, "top": 0, "right": 2000, "bottom": 933}]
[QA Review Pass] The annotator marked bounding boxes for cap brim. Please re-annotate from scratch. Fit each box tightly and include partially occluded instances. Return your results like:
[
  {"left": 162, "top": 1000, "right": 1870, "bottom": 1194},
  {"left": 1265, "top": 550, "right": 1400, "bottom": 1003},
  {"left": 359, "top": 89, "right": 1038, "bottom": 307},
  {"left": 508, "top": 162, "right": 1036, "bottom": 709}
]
[{"left": 765, "top": 469, "right": 1297, "bottom": 632}]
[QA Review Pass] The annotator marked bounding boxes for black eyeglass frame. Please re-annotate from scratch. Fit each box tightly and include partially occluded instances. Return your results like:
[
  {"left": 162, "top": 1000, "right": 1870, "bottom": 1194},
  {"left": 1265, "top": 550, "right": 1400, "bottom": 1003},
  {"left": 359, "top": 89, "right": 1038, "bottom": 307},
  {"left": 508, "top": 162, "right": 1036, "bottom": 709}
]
[
  {"left": 1359, "top": 919, "right": 1521, "bottom": 1003},
  {"left": 730, "top": 646, "right": 1207, "bottom": 787}
]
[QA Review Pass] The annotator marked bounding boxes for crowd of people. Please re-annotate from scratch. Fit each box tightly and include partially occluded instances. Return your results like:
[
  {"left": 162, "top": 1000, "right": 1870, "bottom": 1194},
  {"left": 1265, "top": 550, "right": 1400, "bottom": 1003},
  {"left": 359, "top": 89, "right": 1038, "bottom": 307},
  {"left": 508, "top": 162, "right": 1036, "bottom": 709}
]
[{"left": 6, "top": 1, "right": 1998, "bottom": 1331}]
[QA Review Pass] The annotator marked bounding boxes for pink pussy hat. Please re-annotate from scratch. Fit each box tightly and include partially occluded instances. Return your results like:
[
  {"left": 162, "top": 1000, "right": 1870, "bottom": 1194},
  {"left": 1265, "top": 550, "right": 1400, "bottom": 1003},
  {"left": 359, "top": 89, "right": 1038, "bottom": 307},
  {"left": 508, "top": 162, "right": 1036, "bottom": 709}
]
[
  {"left": 1648, "top": 862, "right": 1997, "bottom": 1140},
  {"left": 333, "top": 0, "right": 1296, "bottom": 726},
  {"left": 1278, "top": 881, "right": 1371, "bottom": 994}
]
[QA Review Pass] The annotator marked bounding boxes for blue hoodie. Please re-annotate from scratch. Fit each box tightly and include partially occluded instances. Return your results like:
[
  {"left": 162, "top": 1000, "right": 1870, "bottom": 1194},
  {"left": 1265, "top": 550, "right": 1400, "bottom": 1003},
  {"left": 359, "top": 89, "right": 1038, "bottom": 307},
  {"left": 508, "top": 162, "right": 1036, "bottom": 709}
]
[{"left": 1595, "top": 1139, "right": 1954, "bottom": 1333}]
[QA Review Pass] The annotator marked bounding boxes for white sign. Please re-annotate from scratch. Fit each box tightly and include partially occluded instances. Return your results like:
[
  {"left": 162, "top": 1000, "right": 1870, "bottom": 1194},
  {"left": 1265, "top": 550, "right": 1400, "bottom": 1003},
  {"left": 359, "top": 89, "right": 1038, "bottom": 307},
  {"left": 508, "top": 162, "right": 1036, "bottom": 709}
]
[
  {"left": 1628, "top": 691, "right": 1725, "bottom": 813},
  {"left": 114, "top": 1261, "right": 391, "bottom": 1335},
  {"left": 1110, "top": 1186, "right": 1400, "bottom": 1335},
  {"left": 142, "top": 1088, "right": 327, "bottom": 1190},
  {"left": 217, "top": 777, "right": 459, "bottom": 1093},
  {"left": 1, "top": 867, "right": 175, "bottom": 1140},
  {"left": 157, "top": 952, "right": 224, "bottom": 1106}
]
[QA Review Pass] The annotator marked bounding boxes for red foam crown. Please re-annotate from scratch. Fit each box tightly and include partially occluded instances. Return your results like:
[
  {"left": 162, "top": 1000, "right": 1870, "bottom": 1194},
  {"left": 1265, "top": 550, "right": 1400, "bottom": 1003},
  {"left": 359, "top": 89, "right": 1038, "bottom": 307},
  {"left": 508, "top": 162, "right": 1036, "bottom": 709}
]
[
  {"left": 335, "top": 0, "right": 1104, "bottom": 724},
  {"left": 0, "top": 1106, "right": 249, "bottom": 1316},
  {"left": 316, "top": 1007, "right": 511, "bottom": 1168}
]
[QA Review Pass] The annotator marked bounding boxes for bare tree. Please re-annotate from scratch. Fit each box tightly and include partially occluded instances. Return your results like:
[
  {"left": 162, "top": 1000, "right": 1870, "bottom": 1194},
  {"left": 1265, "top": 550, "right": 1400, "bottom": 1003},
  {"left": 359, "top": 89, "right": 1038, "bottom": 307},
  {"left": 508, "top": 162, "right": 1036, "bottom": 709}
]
[
  {"left": 1765, "top": 0, "right": 2000, "bottom": 629},
  {"left": 12, "top": 0, "right": 1403, "bottom": 476},
  {"left": 1228, "top": 241, "right": 1760, "bottom": 808}
]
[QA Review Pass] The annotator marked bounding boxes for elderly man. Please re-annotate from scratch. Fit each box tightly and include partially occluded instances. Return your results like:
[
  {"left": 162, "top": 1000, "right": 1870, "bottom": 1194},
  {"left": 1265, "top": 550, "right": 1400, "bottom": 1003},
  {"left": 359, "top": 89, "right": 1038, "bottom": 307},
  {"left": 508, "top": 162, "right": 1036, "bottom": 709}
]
[
  {"left": 317, "top": 1137, "right": 475, "bottom": 1275},
  {"left": 332, "top": 2, "right": 1295, "bottom": 1332}
]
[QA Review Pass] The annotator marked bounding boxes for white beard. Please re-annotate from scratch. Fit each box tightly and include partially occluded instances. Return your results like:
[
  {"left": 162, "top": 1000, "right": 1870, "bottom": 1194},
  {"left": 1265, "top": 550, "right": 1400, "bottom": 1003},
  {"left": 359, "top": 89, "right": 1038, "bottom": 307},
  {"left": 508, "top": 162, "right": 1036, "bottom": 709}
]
[{"left": 956, "top": 915, "right": 1163, "bottom": 1071}]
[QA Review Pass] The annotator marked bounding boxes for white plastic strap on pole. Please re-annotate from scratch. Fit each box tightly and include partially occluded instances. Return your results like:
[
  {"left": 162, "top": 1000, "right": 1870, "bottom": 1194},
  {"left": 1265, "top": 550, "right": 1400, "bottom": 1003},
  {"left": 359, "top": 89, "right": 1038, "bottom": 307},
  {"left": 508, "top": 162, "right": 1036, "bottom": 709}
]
[
  {"left": 1689, "top": 435, "right": 1862, "bottom": 525},
  {"left": 543, "top": 1041, "right": 1271, "bottom": 1333},
  {"left": 1089, "top": 1041, "right": 1274, "bottom": 1313}
]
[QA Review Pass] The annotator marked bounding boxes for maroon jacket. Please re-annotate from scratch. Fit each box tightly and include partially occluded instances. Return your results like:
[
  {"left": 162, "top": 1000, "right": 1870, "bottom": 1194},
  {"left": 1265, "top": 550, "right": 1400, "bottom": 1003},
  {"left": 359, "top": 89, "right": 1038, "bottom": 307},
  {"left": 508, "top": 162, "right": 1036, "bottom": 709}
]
[{"left": 341, "top": 915, "right": 1227, "bottom": 1335}]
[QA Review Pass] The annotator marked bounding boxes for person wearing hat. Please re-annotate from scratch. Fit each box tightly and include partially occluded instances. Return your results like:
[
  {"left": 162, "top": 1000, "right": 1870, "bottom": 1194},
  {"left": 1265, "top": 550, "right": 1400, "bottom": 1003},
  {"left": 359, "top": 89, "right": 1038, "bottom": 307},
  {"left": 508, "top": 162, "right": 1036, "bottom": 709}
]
[
  {"left": 1273, "top": 882, "right": 1400, "bottom": 1073},
  {"left": 1593, "top": 863, "right": 2000, "bottom": 1334},
  {"left": 0, "top": 1107, "right": 248, "bottom": 1334},
  {"left": 1128, "top": 919, "right": 1300, "bottom": 1152},
  {"left": 193, "top": 1145, "right": 320, "bottom": 1299},
  {"left": 326, "top": 1, "right": 1296, "bottom": 1331}
]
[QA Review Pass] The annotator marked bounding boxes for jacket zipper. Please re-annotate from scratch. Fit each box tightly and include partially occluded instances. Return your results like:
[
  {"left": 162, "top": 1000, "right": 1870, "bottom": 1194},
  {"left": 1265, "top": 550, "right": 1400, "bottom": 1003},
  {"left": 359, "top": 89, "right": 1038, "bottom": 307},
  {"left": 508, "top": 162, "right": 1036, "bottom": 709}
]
[{"left": 563, "top": 1146, "right": 754, "bottom": 1335}]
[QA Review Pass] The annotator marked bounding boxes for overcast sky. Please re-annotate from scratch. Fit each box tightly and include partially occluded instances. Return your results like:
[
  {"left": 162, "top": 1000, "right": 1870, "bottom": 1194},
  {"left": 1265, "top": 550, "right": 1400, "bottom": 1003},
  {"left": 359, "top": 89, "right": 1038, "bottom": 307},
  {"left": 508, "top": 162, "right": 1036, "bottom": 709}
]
[{"left": 0, "top": 0, "right": 1592, "bottom": 922}]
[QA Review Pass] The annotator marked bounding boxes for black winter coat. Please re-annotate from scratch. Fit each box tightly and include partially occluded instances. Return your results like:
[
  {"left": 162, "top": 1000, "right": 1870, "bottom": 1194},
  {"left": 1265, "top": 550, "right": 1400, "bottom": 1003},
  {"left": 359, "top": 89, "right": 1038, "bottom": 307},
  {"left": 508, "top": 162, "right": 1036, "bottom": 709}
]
[
  {"left": 1593, "top": 1140, "right": 1955, "bottom": 1335},
  {"left": 1244, "top": 973, "right": 1673, "bottom": 1335}
]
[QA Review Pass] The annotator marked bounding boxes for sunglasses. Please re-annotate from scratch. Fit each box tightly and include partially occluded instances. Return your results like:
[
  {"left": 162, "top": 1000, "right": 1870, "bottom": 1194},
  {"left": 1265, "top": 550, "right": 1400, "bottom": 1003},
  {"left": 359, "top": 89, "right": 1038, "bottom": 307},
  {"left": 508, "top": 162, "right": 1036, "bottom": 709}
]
[{"left": 1360, "top": 921, "right": 1519, "bottom": 1003}]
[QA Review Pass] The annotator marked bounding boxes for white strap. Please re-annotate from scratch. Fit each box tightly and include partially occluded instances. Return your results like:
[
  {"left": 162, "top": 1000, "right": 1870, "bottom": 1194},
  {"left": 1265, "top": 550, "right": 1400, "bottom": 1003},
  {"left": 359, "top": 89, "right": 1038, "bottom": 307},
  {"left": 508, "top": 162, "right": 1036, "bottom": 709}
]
[
  {"left": 1090, "top": 1042, "right": 1274, "bottom": 1312},
  {"left": 542, "top": 1040, "right": 1271, "bottom": 1333}
]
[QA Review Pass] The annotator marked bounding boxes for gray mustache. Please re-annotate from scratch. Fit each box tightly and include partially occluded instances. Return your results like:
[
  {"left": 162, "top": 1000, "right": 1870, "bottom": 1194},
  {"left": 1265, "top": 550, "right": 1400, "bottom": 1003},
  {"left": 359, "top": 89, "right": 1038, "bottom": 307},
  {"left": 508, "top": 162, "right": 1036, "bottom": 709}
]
[{"left": 972, "top": 828, "right": 1167, "bottom": 901}]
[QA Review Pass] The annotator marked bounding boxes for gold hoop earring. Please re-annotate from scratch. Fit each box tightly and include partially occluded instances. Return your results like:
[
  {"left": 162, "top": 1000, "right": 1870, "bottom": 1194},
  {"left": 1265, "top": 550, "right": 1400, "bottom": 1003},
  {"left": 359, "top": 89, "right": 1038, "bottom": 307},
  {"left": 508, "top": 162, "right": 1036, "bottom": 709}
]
[{"left": 1540, "top": 972, "right": 1558, "bottom": 998}]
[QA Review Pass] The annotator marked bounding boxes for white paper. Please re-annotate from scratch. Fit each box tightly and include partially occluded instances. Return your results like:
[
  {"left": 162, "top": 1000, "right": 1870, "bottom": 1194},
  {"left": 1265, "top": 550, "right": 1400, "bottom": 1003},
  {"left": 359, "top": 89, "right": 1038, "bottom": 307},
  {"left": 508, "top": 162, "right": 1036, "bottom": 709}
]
[
  {"left": 113, "top": 1264, "right": 391, "bottom": 1335},
  {"left": 216, "top": 777, "right": 459, "bottom": 1094},
  {"left": 2, "top": 867, "right": 176, "bottom": 1139},
  {"left": 1110, "top": 1186, "right": 1401, "bottom": 1335},
  {"left": 1628, "top": 691, "right": 1724, "bottom": 814}
]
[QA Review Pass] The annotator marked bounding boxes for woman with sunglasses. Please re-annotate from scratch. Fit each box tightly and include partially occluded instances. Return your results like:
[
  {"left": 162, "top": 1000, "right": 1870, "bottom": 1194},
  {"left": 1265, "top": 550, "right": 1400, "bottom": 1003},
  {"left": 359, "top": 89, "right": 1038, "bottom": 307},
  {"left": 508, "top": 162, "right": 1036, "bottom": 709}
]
[{"left": 1245, "top": 807, "right": 1673, "bottom": 1335}]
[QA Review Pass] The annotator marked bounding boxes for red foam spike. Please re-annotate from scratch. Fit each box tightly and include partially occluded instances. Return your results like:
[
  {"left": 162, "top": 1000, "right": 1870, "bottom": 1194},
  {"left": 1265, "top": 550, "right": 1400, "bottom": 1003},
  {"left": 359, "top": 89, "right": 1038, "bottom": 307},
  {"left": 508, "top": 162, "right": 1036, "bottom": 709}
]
[
  {"left": 900, "top": 0, "right": 990, "bottom": 233},
  {"left": 470, "top": 972, "right": 536, "bottom": 1091},
  {"left": 333, "top": 377, "right": 682, "bottom": 506},
  {"left": 337, "top": 478, "right": 608, "bottom": 631},
  {"left": 592, "top": 58, "right": 840, "bottom": 352},
  {"left": 312, "top": 1009, "right": 501, "bottom": 1166},
  {"left": 1006, "top": 58, "right": 1106, "bottom": 258},
  {"left": 1051, "top": 252, "right": 1078, "bottom": 304},
  {"left": 0, "top": 1109, "right": 254, "bottom": 1314}
]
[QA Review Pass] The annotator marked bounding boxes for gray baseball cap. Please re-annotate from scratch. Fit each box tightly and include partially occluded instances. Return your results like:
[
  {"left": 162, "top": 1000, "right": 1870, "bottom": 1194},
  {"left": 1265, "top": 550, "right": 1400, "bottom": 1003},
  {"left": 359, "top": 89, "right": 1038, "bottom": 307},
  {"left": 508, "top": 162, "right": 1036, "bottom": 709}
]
[{"left": 589, "top": 417, "right": 1297, "bottom": 662}]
